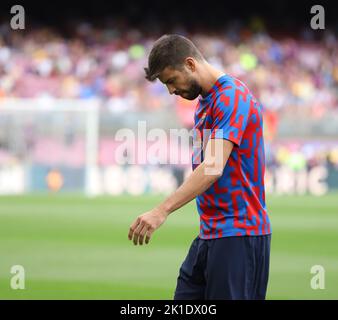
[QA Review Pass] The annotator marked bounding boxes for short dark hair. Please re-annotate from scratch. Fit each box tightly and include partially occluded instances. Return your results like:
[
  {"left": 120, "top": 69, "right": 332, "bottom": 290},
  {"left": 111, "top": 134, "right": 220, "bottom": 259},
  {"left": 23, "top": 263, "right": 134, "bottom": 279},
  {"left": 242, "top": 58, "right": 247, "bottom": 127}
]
[{"left": 144, "top": 34, "right": 204, "bottom": 82}]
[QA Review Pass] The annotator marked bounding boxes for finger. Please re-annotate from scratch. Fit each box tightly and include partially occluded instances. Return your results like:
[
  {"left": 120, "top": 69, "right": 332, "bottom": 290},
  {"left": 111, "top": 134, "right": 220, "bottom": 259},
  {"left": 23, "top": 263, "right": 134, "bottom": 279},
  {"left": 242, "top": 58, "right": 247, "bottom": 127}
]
[
  {"left": 138, "top": 224, "right": 150, "bottom": 246},
  {"left": 133, "top": 222, "right": 145, "bottom": 245},
  {"left": 128, "top": 217, "right": 141, "bottom": 240},
  {"left": 145, "top": 227, "right": 155, "bottom": 244}
]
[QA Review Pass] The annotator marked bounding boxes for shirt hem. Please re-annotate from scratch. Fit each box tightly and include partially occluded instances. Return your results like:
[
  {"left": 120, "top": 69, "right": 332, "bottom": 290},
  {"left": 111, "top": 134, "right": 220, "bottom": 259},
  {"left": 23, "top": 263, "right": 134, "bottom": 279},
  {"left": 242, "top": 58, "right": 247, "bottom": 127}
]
[{"left": 197, "top": 229, "right": 272, "bottom": 240}]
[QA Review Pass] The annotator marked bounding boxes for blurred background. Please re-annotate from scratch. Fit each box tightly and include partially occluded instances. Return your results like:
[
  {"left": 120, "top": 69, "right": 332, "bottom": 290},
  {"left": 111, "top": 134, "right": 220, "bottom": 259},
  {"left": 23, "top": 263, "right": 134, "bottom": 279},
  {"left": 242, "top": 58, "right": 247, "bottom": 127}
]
[{"left": 0, "top": 0, "right": 337, "bottom": 299}]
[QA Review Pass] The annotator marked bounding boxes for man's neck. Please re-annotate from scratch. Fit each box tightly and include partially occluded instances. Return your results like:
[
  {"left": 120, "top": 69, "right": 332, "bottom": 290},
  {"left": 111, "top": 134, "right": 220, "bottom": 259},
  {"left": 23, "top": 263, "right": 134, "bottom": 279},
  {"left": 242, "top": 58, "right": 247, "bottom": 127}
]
[{"left": 200, "top": 63, "right": 225, "bottom": 98}]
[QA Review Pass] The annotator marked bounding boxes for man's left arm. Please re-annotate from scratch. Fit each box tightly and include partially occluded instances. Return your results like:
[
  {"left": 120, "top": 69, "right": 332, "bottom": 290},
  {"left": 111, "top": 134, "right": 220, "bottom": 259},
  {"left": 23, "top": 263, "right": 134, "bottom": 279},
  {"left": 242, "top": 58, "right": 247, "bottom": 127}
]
[{"left": 128, "top": 138, "right": 234, "bottom": 245}]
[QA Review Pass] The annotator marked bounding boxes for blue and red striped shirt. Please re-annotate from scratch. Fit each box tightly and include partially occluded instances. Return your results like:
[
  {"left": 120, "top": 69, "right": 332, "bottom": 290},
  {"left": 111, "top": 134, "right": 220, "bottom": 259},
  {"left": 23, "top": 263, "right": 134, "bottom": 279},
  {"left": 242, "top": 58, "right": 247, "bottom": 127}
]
[{"left": 192, "top": 74, "right": 271, "bottom": 239}]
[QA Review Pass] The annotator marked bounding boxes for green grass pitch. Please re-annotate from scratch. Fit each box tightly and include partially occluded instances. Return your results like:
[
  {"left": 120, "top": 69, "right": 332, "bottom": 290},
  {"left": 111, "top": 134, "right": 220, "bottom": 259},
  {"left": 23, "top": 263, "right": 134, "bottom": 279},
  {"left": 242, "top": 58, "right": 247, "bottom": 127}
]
[{"left": 0, "top": 193, "right": 337, "bottom": 299}]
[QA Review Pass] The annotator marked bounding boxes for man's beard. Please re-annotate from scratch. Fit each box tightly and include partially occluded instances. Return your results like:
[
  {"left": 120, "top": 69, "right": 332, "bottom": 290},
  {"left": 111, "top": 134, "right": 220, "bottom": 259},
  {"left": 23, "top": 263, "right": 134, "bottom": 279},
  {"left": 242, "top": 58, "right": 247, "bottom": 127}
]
[{"left": 180, "top": 78, "right": 202, "bottom": 100}]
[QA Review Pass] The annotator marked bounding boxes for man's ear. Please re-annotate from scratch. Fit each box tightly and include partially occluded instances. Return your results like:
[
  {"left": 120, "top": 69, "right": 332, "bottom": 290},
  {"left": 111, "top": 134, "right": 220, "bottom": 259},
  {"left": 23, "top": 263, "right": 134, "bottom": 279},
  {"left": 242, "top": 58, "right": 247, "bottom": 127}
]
[{"left": 185, "top": 57, "right": 196, "bottom": 72}]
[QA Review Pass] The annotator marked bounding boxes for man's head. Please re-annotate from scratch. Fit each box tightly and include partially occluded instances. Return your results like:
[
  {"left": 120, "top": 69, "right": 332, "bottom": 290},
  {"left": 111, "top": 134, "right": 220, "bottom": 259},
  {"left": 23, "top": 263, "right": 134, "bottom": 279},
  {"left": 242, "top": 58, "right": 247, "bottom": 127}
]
[{"left": 144, "top": 34, "right": 205, "bottom": 100}]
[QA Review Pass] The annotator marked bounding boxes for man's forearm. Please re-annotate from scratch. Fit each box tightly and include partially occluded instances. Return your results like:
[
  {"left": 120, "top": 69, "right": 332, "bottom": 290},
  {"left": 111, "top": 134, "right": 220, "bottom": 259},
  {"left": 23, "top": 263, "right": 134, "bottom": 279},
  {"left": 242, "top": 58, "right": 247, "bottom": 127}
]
[
  {"left": 155, "top": 162, "right": 220, "bottom": 217},
  {"left": 128, "top": 139, "right": 233, "bottom": 246}
]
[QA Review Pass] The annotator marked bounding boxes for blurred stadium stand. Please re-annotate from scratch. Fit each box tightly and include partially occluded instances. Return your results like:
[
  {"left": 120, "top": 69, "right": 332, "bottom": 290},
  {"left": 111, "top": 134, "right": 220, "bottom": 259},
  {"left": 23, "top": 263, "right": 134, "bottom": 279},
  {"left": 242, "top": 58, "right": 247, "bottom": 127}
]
[{"left": 0, "top": 0, "right": 337, "bottom": 195}]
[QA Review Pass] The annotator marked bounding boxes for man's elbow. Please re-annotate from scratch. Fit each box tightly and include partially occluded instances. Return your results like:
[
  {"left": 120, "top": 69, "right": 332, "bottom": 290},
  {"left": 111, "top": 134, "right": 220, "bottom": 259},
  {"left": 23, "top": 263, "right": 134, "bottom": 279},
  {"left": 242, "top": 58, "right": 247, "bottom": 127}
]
[{"left": 203, "top": 165, "right": 224, "bottom": 182}]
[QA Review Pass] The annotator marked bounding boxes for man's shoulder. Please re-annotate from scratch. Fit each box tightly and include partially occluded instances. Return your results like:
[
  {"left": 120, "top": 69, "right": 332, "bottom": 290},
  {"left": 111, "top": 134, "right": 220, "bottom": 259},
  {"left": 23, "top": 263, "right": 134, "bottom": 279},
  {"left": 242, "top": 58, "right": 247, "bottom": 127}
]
[
  {"left": 210, "top": 76, "right": 243, "bottom": 109},
  {"left": 215, "top": 75, "right": 260, "bottom": 108},
  {"left": 213, "top": 75, "right": 250, "bottom": 100}
]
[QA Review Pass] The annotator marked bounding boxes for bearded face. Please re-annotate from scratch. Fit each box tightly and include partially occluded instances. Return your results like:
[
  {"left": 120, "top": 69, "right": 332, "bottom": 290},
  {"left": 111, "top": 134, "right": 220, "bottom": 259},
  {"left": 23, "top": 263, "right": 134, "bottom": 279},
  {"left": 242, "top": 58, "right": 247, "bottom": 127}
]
[{"left": 158, "top": 66, "right": 202, "bottom": 100}]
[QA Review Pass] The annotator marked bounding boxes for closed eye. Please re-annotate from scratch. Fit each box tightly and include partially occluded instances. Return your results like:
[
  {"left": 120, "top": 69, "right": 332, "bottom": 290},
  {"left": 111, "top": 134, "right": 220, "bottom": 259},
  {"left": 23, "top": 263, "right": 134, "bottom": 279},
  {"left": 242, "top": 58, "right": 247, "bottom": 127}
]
[{"left": 166, "top": 78, "right": 176, "bottom": 85}]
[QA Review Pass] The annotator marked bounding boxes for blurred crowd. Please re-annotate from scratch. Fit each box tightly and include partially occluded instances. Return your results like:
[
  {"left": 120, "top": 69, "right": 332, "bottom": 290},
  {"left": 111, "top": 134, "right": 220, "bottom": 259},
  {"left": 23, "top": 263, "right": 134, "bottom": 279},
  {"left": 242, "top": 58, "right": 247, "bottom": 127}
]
[
  {"left": 0, "top": 21, "right": 337, "bottom": 125},
  {"left": 265, "top": 140, "right": 338, "bottom": 170}
]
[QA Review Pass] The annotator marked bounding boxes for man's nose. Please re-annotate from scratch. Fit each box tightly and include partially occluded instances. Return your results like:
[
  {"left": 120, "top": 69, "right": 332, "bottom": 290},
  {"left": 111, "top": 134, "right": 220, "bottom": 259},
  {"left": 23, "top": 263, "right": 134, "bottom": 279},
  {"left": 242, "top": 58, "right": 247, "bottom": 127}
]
[{"left": 167, "top": 84, "right": 176, "bottom": 95}]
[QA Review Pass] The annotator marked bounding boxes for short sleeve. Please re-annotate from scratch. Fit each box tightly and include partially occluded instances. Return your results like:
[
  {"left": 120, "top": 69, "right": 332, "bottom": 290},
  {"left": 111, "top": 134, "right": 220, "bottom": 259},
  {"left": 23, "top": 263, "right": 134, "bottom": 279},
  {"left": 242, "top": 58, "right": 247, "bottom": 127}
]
[{"left": 210, "top": 85, "right": 250, "bottom": 147}]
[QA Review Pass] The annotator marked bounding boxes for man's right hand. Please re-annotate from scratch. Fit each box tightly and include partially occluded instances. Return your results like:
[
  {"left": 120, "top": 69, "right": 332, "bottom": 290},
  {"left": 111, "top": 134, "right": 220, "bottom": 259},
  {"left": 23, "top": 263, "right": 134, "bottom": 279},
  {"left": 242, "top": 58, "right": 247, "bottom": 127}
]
[{"left": 128, "top": 208, "right": 168, "bottom": 245}]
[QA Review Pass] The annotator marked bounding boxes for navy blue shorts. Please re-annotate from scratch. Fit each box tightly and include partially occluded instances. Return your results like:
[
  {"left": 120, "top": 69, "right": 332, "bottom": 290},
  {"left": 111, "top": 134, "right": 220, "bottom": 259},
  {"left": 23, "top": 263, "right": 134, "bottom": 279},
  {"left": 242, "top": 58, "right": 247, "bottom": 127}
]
[{"left": 174, "top": 234, "right": 271, "bottom": 300}]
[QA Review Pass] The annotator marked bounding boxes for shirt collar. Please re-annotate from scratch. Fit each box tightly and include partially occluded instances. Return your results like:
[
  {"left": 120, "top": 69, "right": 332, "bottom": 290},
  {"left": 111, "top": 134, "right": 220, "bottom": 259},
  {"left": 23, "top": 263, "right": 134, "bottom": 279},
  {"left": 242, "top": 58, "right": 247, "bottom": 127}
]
[{"left": 199, "top": 74, "right": 228, "bottom": 104}]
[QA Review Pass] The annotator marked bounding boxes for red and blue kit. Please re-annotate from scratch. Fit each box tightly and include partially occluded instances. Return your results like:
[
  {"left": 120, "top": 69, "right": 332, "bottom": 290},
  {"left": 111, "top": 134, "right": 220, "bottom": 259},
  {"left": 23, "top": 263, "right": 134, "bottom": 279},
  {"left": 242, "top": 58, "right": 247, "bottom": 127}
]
[{"left": 192, "top": 74, "right": 272, "bottom": 239}]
